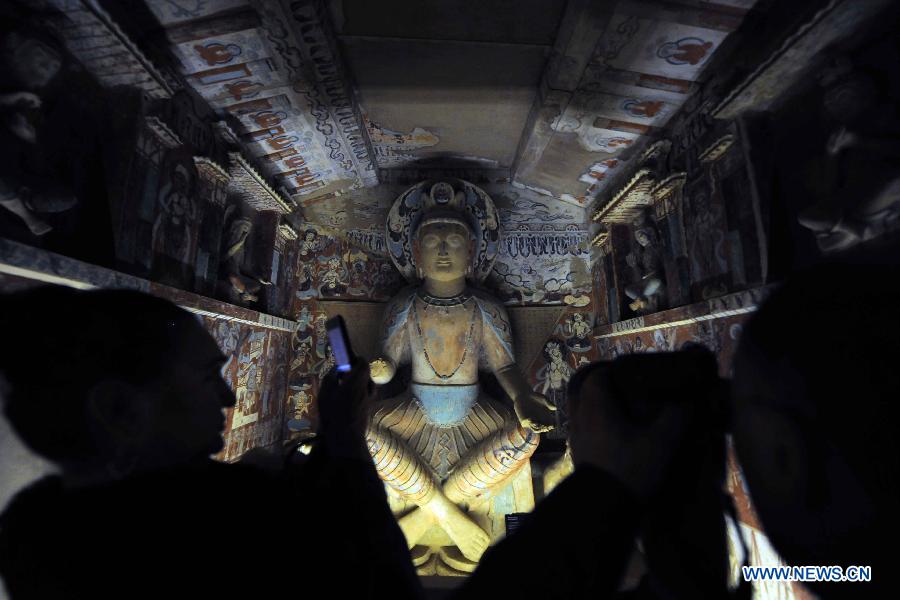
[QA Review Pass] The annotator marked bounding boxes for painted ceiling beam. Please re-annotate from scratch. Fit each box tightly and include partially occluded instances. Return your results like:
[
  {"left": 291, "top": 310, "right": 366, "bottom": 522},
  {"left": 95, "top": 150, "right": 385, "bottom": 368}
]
[
  {"left": 37, "top": 0, "right": 176, "bottom": 98},
  {"left": 511, "top": 0, "right": 612, "bottom": 187},
  {"left": 251, "top": 0, "right": 379, "bottom": 197},
  {"left": 515, "top": 0, "right": 759, "bottom": 215}
]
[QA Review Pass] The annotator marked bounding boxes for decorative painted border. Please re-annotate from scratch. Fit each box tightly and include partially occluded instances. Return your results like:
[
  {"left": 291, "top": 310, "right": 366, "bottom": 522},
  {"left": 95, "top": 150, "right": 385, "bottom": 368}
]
[
  {"left": 595, "top": 285, "right": 774, "bottom": 338},
  {"left": 193, "top": 156, "right": 231, "bottom": 183},
  {"left": 651, "top": 171, "right": 688, "bottom": 200},
  {"left": 45, "top": 0, "right": 176, "bottom": 98},
  {"left": 591, "top": 168, "right": 656, "bottom": 223},
  {"left": 227, "top": 152, "right": 293, "bottom": 214},
  {"left": 278, "top": 222, "right": 299, "bottom": 241}
]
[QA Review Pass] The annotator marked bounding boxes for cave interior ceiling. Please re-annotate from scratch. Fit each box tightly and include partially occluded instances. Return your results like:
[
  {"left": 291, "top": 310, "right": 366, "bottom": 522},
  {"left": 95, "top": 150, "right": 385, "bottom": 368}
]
[{"left": 47, "top": 0, "right": 762, "bottom": 304}]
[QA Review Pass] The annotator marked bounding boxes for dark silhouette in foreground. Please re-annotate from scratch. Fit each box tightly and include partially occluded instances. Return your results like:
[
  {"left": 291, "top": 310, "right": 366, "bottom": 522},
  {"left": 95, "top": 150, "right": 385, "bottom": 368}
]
[
  {"left": 459, "top": 259, "right": 897, "bottom": 599},
  {"left": 0, "top": 287, "right": 421, "bottom": 599}
]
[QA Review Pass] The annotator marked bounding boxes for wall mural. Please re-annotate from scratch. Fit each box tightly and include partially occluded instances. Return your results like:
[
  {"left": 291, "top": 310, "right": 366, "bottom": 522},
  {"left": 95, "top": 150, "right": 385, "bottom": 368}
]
[
  {"left": 150, "top": 150, "right": 202, "bottom": 288},
  {"left": 299, "top": 181, "right": 596, "bottom": 307},
  {"left": 207, "top": 315, "right": 289, "bottom": 462},
  {"left": 364, "top": 113, "right": 441, "bottom": 168},
  {"left": 485, "top": 185, "right": 593, "bottom": 306},
  {"left": 120, "top": 116, "right": 225, "bottom": 294},
  {"left": 290, "top": 226, "right": 404, "bottom": 303},
  {"left": 284, "top": 301, "right": 333, "bottom": 438},
  {"left": 524, "top": 307, "right": 598, "bottom": 440}
]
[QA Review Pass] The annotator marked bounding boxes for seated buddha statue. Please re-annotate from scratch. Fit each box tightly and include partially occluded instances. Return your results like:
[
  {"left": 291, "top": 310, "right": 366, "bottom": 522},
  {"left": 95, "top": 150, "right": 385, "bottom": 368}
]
[{"left": 366, "top": 181, "right": 556, "bottom": 574}]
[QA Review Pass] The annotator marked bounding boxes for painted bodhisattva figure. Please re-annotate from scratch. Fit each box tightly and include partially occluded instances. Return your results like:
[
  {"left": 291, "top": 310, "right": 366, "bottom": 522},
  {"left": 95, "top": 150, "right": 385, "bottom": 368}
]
[{"left": 366, "top": 181, "right": 555, "bottom": 575}]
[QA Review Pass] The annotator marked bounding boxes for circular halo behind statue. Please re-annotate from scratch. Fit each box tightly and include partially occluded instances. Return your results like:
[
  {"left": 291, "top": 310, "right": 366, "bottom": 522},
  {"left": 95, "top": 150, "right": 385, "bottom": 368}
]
[{"left": 385, "top": 179, "right": 500, "bottom": 283}]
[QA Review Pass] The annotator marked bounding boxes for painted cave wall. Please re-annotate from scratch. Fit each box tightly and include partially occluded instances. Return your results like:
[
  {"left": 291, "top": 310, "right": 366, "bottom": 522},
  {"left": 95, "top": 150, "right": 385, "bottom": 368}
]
[{"left": 0, "top": 10, "right": 302, "bottom": 462}]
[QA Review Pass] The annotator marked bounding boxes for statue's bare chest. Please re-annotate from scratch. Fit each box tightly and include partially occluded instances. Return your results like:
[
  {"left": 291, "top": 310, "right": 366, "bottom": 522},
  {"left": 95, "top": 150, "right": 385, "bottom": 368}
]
[{"left": 409, "top": 298, "right": 482, "bottom": 381}]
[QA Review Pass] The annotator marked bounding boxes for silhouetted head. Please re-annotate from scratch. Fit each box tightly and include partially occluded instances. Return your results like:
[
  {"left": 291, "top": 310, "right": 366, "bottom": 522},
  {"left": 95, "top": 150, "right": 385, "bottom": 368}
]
[
  {"left": 732, "top": 262, "right": 899, "bottom": 595},
  {"left": 0, "top": 287, "right": 235, "bottom": 478}
]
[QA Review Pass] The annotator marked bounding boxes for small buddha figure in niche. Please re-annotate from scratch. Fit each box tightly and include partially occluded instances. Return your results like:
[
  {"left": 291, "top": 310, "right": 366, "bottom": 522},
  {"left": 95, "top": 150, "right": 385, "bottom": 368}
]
[
  {"left": 367, "top": 181, "right": 555, "bottom": 574},
  {"left": 219, "top": 206, "right": 270, "bottom": 305},
  {"left": 625, "top": 224, "right": 665, "bottom": 314}
]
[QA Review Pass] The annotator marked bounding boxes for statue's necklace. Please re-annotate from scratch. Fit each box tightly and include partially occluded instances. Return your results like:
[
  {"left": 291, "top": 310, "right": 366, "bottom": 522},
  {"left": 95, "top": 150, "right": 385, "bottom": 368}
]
[
  {"left": 412, "top": 298, "right": 478, "bottom": 380},
  {"left": 416, "top": 289, "right": 472, "bottom": 307}
]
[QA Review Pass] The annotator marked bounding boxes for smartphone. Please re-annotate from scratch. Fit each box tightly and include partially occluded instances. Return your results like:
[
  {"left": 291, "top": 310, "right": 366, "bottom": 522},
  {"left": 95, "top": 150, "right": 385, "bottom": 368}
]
[{"left": 325, "top": 315, "right": 355, "bottom": 373}]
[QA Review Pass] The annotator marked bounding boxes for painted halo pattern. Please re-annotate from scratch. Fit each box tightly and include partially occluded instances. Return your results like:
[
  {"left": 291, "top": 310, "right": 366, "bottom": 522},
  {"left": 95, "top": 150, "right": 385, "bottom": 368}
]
[{"left": 386, "top": 179, "right": 501, "bottom": 283}]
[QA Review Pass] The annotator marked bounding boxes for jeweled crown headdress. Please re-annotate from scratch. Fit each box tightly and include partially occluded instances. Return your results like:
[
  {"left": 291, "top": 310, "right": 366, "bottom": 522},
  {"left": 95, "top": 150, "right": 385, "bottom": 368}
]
[
  {"left": 416, "top": 182, "right": 474, "bottom": 236},
  {"left": 386, "top": 179, "right": 501, "bottom": 283}
]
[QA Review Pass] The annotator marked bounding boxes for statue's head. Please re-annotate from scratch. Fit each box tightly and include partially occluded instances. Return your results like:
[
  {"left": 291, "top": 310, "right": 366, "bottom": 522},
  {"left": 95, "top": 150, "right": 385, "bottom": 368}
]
[
  {"left": 387, "top": 179, "right": 500, "bottom": 284},
  {"left": 412, "top": 182, "right": 476, "bottom": 283}
]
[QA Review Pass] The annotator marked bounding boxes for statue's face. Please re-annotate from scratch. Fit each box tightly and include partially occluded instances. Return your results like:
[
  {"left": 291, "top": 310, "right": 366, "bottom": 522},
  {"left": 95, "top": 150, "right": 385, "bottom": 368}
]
[{"left": 415, "top": 222, "right": 473, "bottom": 282}]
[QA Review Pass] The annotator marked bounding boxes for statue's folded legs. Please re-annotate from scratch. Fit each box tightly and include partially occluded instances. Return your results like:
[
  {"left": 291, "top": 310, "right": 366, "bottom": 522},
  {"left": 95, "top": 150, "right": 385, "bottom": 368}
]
[{"left": 366, "top": 392, "right": 538, "bottom": 562}]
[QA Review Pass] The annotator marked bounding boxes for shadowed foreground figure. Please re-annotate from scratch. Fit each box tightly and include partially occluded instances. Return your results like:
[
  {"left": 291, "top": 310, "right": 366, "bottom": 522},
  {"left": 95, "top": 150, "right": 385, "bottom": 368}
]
[
  {"left": 0, "top": 287, "right": 421, "bottom": 599},
  {"left": 459, "top": 258, "right": 898, "bottom": 599},
  {"left": 730, "top": 260, "right": 899, "bottom": 599}
]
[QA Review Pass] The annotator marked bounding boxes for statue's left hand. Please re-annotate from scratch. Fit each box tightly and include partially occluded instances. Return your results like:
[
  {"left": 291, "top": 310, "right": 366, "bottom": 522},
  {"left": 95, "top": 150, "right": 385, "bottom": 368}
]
[{"left": 513, "top": 392, "right": 556, "bottom": 433}]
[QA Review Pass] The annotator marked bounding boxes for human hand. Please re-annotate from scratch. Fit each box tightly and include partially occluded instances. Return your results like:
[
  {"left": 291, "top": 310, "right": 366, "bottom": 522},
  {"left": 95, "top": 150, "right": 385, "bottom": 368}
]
[
  {"left": 317, "top": 356, "right": 376, "bottom": 445},
  {"left": 513, "top": 391, "right": 556, "bottom": 433},
  {"left": 568, "top": 363, "right": 688, "bottom": 501}
]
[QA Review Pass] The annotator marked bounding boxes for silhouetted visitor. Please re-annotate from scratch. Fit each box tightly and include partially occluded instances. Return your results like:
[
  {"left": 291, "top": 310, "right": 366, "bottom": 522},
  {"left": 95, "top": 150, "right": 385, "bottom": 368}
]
[
  {"left": 461, "top": 258, "right": 898, "bottom": 599},
  {"left": 731, "top": 260, "right": 899, "bottom": 599},
  {"left": 0, "top": 287, "right": 421, "bottom": 599},
  {"left": 459, "top": 348, "right": 723, "bottom": 598}
]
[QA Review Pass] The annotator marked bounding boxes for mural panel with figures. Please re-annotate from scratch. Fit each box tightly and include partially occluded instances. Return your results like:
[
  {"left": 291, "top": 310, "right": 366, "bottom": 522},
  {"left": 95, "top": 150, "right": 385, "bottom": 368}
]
[
  {"left": 524, "top": 308, "right": 598, "bottom": 440},
  {"left": 291, "top": 226, "right": 404, "bottom": 303},
  {"left": 284, "top": 301, "right": 334, "bottom": 439},
  {"left": 206, "top": 316, "right": 290, "bottom": 461}
]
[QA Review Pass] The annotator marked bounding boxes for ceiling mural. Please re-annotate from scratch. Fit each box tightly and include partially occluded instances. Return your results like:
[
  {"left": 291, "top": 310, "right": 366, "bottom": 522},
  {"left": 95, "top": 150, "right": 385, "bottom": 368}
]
[
  {"left": 42, "top": 0, "right": 760, "bottom": 307},
  {"left": 514, "top": 0, "right": 757, "bottom": 210},
  {"left": 144, "top": 0, "right": 378, "bottom": 205}
]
